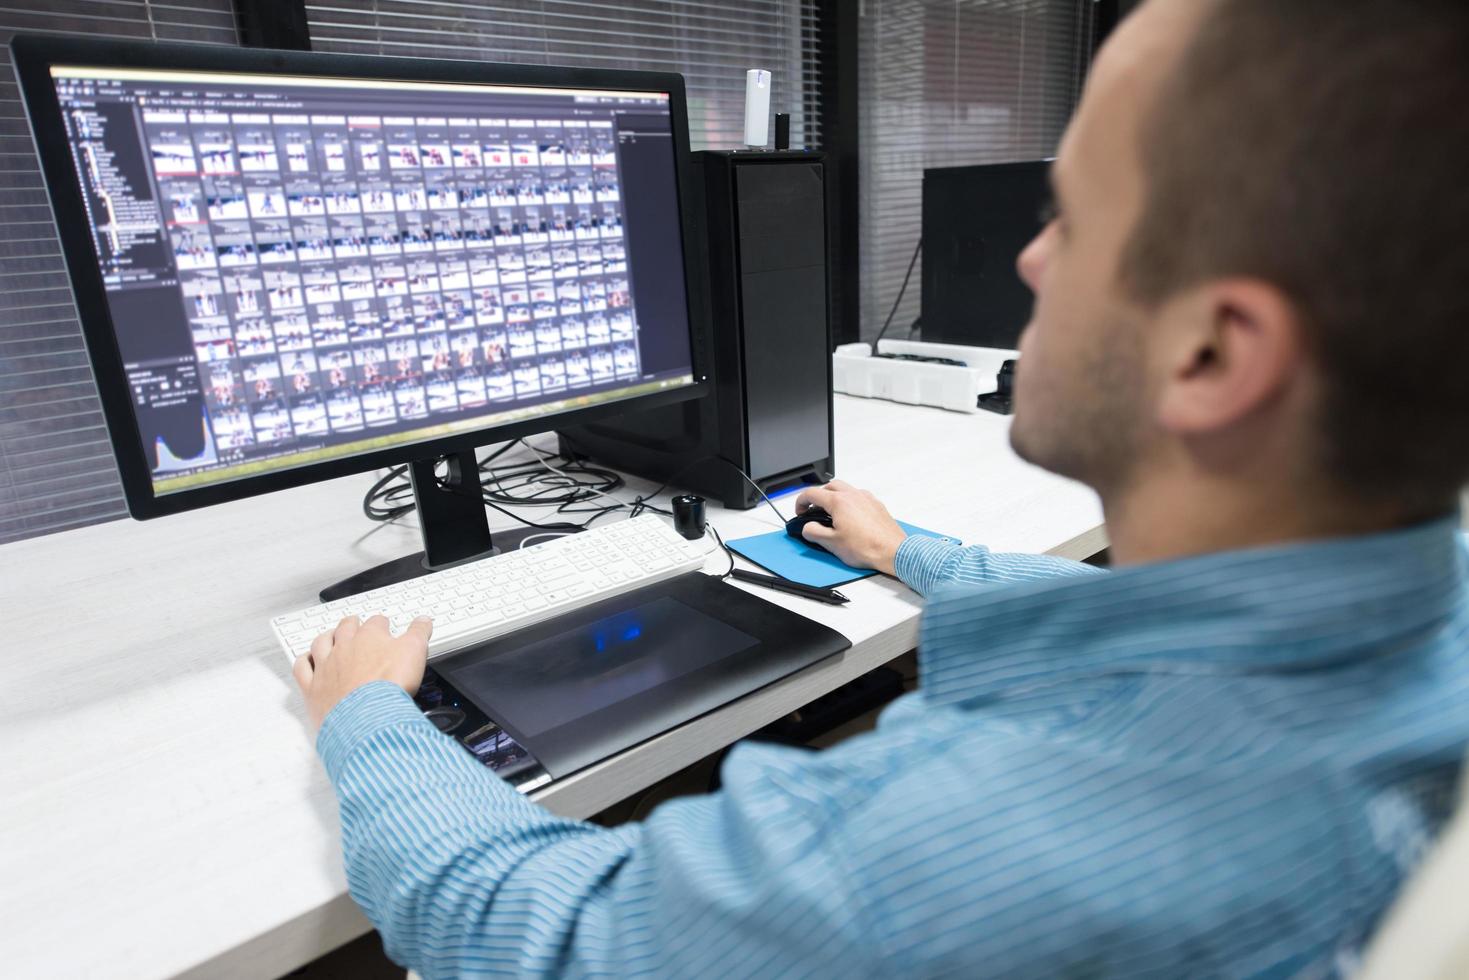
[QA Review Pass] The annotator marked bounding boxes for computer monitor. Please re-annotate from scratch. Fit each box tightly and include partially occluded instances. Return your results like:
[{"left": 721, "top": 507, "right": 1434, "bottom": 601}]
[
  {"left": 12, "top": 36, "right": 710, "bottom": 594},
  {"left": 919, "top": 159, "right": 1051, "bottom": 349}
]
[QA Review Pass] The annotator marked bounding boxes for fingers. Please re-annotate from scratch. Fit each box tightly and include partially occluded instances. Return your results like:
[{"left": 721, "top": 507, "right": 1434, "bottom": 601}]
[
  {"left": 292, "top": 649, "right": 314, "bottom": 691},
  {"left": 360, "top": 614, "right": 391, "bottom": 635},
  {"left": 333, "top": 615, "right": 360, "bottom": 646},
  {"left": 797, "top": 480, "right": 868, "bottom": 515},
  {"left": 796, "top": 486, "right": 838, "bottom": 514},
  {"left": 802, "top": 522, "right": 837, "bottom": 543},
  {"left": 309, "top": 629, "right": 334, "bottom": 666},
  {"left": 403, "top": 616, "right": 434, "bottom": 649}
]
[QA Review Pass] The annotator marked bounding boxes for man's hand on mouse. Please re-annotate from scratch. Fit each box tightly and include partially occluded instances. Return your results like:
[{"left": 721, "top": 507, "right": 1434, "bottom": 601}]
[
  {"left": 292, "top": 614, "right": 433, "bottom": 734},
  {"left": 794, "top": 480, "right": 908, "bottom": 576}
]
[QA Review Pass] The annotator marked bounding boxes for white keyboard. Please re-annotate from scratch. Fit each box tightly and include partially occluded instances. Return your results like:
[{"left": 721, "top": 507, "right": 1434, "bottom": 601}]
[{"left": 271, "top": 515, "right": 710, "bottom": 664}]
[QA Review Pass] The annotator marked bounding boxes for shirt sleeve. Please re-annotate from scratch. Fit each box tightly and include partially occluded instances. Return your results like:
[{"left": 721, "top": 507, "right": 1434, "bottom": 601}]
[
  {"left": 893, "top": 533, "right": 1105, "bottom": 597},
  {"left": 315, "top": 681, "right": 890, "bottom": 979},
  {"left": 314, "top": 677, "right": 1369, "bottom": 980}
]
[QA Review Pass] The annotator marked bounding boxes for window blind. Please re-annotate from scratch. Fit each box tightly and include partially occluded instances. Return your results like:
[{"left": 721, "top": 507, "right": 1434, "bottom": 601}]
[
  {"left": 0, "top": 1, "right": 240, "bottom": 545},
  {"left": 305, "top": 1, "right": 823, "bottom": 153},
  {"left": 858, "top": 0, "right": 1095, "bottom": 342}
]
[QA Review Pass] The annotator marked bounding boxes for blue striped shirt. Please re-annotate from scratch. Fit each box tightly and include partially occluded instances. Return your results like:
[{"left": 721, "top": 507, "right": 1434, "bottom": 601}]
[{"left": 317, "top": 518, "right": 1469, "bottom": 978}]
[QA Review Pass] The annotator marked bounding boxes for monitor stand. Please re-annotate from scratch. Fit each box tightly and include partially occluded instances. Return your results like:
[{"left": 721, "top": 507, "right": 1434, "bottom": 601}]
[{"left": 319, "top": 449, "right": 549, "bottom": 602}]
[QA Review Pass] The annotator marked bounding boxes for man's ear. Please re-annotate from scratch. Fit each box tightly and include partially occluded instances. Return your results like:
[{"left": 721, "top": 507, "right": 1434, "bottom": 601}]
[{"left": 1155, "top": 279, "right": 1304, "bottom": 436}]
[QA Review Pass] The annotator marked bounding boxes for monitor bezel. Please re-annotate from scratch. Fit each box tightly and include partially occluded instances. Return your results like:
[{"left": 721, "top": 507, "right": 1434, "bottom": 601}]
[{"left": 10, "top": 34, "right": 712, "bottom": 520}]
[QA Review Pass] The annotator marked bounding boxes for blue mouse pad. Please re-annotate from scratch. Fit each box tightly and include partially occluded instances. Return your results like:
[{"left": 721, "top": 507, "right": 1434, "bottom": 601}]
[{"left": 727, "top": 522, "right": 962, "bottom": 588}]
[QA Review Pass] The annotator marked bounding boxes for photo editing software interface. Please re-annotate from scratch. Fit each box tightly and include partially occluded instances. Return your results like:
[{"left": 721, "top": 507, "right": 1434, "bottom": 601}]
[{"left": 50, "top": 66, "right": 696, "bottom": 494}]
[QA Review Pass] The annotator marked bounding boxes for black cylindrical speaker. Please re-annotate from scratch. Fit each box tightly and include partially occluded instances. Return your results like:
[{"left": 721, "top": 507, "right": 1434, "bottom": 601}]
[{"left": 671, "top": 494, "right": 707, "bottom": 540}]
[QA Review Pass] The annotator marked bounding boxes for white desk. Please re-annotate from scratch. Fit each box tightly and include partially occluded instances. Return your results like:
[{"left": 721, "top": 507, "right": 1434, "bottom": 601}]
[{"left": 0, "top": 395, "right": 1103, "bottom": 979}]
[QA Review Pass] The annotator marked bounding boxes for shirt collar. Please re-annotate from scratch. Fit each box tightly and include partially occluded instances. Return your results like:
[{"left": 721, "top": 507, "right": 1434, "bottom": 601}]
[{"left": 918, "top": 517, "right": 1467, "bottom": 709}]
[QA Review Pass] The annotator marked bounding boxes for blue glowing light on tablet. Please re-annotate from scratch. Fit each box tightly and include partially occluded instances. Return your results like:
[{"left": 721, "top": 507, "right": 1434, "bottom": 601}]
[{"left": 591, "top": 615, "right": 644, "bottom": 653}]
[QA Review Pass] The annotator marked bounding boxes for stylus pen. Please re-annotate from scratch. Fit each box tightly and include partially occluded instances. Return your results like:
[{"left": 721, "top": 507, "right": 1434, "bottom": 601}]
[{"left": 730, "top": 568, "right": 849, "bottom": 605}]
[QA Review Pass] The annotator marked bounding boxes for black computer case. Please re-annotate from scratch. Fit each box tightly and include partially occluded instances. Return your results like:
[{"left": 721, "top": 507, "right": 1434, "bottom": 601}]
[{"left": 559, "top": 150, "right": 835, "bottom": 509}]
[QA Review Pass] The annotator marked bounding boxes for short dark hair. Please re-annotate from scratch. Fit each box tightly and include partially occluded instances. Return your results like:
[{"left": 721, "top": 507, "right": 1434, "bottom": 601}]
[{"left": 1121, "top": 0, "right": 1469, "bottom": 511}]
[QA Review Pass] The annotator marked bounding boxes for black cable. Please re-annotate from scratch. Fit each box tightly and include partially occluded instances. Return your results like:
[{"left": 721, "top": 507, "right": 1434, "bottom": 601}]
[
  {"left": 707, "top": 523, "right": 736, "bottom": 579},
  {"left": 470, "top": 444, "right": 621, "bottom": 534},
  {"left": 478, "top": 452, "right": 623, "bottom": 511},
  {"left": 363, "top": 463, "right": 414, "bottom": 522},
  {"left": 554, "top": 453, "right": 724, "bottom": 528},
  {"left": 478, "top": 497, "right": 587, "bottom": 534},
  {"left": 617, "top": 454, "right": 788, "bottom": 524},
  {"left": 477, "top": 439, "right": 522, "bottom": 470},
  {"left": 872, "top": 238, "right": 923, "bottom": 353},
  {"left": 361, "top": 440, "right": 792, "bottom": 533},
  {"left": 362, "top": 438, "right": 626, "bottom": 531},
  {"left": 622, "top": 455, "right": 713, "bottom": 510},
  {"left": 362, "top": 440, "right": 521, "bottom": 524},
  {"left": 715, "top": 456, "right": 789, "bottom": 526}
]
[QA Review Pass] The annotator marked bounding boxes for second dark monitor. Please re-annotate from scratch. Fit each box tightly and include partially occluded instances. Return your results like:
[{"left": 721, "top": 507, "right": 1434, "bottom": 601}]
[{"left": 920, "top": 159, "right": 1051, "bottom": 349}]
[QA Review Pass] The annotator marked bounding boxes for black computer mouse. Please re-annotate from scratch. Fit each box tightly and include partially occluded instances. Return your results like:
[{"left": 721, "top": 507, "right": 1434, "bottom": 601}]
[{"left": 786, "top": 506, "right": 835, "bottom": 553}]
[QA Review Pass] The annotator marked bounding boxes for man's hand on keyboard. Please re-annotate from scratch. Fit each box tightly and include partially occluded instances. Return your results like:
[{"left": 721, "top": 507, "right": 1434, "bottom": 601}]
[{"left": 292, "top": 614, "right": 433, "bottom": 733}]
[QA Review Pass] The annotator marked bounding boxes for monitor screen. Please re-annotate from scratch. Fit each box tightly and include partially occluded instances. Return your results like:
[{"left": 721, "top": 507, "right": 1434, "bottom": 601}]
[{"left": 45, "top": 64, "right": 696, "bottom": 496}]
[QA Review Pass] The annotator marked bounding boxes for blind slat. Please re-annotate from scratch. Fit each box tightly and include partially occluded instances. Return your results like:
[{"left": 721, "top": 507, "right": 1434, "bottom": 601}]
[
  {"left": 858, "top": 0, "right": 1093, "bottom": 342},
  {"left": 306, "top": 1, "right": 822, "bottom": 154},
  {"left": 0, "top": 0, "right": 239, "bottom": 546}
]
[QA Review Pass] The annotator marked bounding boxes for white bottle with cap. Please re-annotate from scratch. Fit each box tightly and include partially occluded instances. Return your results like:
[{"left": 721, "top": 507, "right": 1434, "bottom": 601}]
[{"left": 744, "top": 69, "right": 771, "bottom": 148}]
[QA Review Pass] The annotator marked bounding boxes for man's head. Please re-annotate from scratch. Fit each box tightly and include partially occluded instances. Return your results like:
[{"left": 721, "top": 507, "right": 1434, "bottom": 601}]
[{"left": 1010, "top": 0, "right": 1469, "bottom": 524}]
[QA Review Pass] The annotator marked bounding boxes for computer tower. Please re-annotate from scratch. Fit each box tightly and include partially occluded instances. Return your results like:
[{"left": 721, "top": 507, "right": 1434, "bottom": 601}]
[
  {"left": 559, "top": 150, "right": 834, "bottom": 509},
  {"left": 919, "top": 159, "right": 1051, "bottom": 348}
]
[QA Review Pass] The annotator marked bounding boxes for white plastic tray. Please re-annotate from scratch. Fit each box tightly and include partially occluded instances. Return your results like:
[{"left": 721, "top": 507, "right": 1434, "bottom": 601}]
[{"left": 833, "top": 339, "right": 1017, "bottom": 414}]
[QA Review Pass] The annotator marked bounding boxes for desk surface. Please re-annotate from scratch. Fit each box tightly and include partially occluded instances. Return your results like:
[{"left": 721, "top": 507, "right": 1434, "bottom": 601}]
[{"left": 0, "top": 395, "right": 1103, "bottom": 979}]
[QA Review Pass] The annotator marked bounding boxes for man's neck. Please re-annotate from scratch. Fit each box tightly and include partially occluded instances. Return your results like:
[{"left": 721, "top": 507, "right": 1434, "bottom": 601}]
[{"left": 1100, "top": 474, "right": 1449, "bottom": 567}]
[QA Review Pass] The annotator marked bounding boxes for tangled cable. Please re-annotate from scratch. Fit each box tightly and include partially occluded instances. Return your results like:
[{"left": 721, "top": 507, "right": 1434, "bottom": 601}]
[{"left": 362, "top": 439, "right": 789, "bottom": 548}]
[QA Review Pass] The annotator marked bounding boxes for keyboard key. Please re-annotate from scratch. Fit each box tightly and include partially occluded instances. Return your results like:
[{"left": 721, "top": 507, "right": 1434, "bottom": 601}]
[{"left": 270, "top": 515, "right": 705, "bottom": 663}]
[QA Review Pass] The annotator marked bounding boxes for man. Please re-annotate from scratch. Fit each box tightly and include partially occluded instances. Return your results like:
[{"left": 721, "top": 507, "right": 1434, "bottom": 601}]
[{"left": 293, "top": 0, "right": 1469, "bottom": 975}]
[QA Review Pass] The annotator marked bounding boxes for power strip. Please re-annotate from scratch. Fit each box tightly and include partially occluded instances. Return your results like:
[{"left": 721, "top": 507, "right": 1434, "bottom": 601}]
[{"left": 833, "top": 340, "right": 1016, "bottom": 414}]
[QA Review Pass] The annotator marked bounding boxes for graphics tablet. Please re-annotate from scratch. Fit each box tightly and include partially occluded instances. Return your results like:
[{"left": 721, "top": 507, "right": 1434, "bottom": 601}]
[{"left": 415, "top": 572, "right": 851, "bottom": 785}]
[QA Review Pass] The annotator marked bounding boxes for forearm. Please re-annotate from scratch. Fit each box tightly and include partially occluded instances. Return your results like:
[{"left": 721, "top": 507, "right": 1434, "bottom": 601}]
[
  {"left": 315, "top": 683, "right": 881, "bottom": 978},
  {"left": 893, "top": 534, "right": 1103, "bottom": 596},
  {"left": 317, "top": 682, "right": 635, "bottom": 978}
]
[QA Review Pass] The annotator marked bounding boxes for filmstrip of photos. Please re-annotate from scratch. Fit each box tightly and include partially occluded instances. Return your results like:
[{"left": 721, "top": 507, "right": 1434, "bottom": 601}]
[{"left": 149, "top": 108, "right": 641, "bottom": 452}]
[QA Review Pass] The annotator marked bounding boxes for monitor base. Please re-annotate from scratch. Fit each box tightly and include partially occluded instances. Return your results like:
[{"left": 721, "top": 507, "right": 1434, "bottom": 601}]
[{"left": 320, "top": 449, "right": 565, "bottom": 602}]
